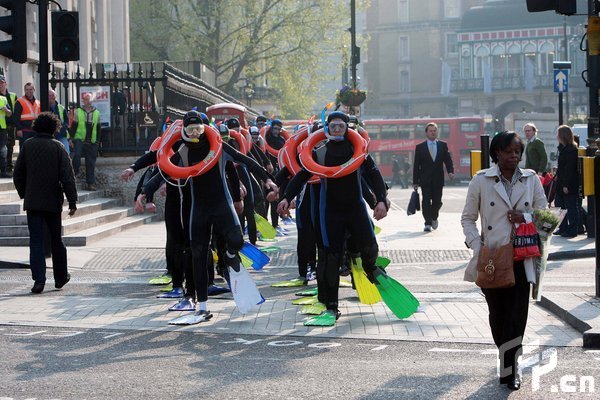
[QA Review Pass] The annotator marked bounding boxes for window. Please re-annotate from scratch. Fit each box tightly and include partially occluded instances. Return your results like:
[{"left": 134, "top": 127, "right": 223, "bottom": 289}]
[
  {"left": 461, "top": 122, "right": 482, "bottom": 133},
  {"left": 399, "top": 70, "right": 410, "bottom": 92},
  {"left": 398, "top": 125, "right": 415, "bottom": 139},
  {"left": 444, "top": 0, "right": 460, "bottom": 19},
  {"left": 398, "top": 36, "right": 409, "bottom": 61},
  {"left": 379, "top": 124, "right": 398, "bottom": 140},
  {"left": 446, "top": 33, "right": 458, "bottom": 56},
  {"left": 398, "top": 0, "right": 409, "bottom": 23}
]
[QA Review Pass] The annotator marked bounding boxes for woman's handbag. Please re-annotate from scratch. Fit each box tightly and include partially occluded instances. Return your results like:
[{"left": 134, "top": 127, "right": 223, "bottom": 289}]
[
  {"left": 513, "top": 222, "right": 541, "bottom": 261},
  {"left": 475, "top": 225, "right": 516, "bottom": 289}
]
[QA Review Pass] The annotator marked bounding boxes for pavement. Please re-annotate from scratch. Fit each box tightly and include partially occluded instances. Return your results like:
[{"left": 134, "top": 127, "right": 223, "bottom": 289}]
[{"left": 0, "top": 200, "right": 599, "bottom": 348}]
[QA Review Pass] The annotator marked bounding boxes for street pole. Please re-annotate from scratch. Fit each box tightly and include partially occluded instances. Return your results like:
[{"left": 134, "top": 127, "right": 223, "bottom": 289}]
[
  {"left": 350, "top": 0, "right": 357, "bottom": 89},
  {"left": 559, "top": 92, "right": 564, "bottom": 125},
  {"left": 595, "top": 139, "right": 600, "bottom": 297},
  {"left": 38, "top": 0, "right": 49, "bottom": 111},
  {"left": 564, "top": 16, "right": 570, "bottom": 120},
  {"left": 588, "top": 0, "right": 600, "bottom": 141},
  {"left": 480, "top": 134, "right": 490, "bottom": 169}
]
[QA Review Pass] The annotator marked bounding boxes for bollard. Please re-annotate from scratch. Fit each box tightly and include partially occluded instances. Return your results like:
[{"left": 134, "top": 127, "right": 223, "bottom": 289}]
[
  {"left": 480, "top": 134, "right": 490, "bottom": 169},
  {"left": 470, "top": 150, "right": 481, "bottom": 178}
]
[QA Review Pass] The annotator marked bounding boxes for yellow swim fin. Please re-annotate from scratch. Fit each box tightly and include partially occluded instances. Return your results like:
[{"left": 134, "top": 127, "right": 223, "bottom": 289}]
[
  {"left": 349, "top": 257, "right": 382, "bottom": 305},
  {"left": 254, "top": 213, "right": 277, "bottom": 240}
]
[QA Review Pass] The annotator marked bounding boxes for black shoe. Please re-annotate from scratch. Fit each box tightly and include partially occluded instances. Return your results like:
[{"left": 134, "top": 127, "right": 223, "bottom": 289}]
[
  {"left": 507, "top": 376, "right": 521, "bottom": 390},
  {"left": 55, "top": 273, "right": 71, "bottom": 289},
  {"left": 560, "top": 232, "right": 577, "bottom": 238},
  {"left": 31, "top": 282, "right": 45, "bottom": 294},
  {"left": 553, "top": 230, "right": 564, "bottom": 235},
  {"left": 224, "top": 253, "right": 241, "bottom": 272}
]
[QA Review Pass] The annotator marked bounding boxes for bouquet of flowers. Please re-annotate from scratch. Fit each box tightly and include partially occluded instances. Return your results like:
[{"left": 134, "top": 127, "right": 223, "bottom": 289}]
[
  {"left": 531, "top": 208, "right": 567, "bottom": 301},
  {"left": 336, "top": 85, "right": 367, "bottom": 107}
]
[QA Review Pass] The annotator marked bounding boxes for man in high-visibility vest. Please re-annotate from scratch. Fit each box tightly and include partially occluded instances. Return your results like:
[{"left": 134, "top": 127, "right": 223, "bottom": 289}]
[
  {"left": 0, "top": 75, "right": 19, "bottom": 172},
  {"left": 48, "top": 89, "right": 70, "bottom": 156},
  {"left": 70, "top": 93, "right": 101, "bottom": 191},
  {"left": 0, "top": 85, "right": 13, "bottom": 178},
  {"left": 13, "top": 82, "right": 41, "bottom": 145}
]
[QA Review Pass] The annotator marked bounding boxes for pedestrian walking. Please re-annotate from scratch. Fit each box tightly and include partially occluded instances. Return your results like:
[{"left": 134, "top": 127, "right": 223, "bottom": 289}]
[
  {"left": 553, "top": 125, "right": 580, "bottom": 238},
  {"left": 523, "top": 122, "right": 548, "bottom": 174},
  {"left": 13, "top": 112, "right": 77, "bottom": 294},
  {"left": 461, "top": 131, "right": 547, "bottom": 391},
  {"left": 412, "top": 122, "right": 454, "bottom": 231}
]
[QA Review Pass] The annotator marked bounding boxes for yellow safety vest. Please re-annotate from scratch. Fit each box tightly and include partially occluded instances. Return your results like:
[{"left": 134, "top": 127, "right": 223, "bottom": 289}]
[
  {"left": 0, "top": 96, "right": 8, "bottom": 129},
  {"left": 74, "top": 107, "right": 100, "bottom": 143}
]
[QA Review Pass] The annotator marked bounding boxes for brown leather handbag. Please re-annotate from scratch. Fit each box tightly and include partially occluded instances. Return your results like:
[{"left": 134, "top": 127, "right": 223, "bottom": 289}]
[{"left": 475, "top": 226, "right": 516, "bottom": 289}]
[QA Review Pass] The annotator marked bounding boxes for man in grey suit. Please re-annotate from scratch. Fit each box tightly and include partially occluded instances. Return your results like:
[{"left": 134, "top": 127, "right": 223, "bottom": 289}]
[{"left": 413, "top": 122, "right": 454, "bottom": 232}]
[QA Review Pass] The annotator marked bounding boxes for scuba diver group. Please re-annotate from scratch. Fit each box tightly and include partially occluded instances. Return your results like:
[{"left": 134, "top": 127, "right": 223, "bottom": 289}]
[{"left": 121, "top": 107, "right": 419, "bottom": 327}]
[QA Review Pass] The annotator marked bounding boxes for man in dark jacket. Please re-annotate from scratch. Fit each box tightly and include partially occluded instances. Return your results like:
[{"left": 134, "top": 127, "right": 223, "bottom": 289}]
[
  {"left": 412, "top": 122, "right": 454, "bottom": 232},
  {"left": 13, "top": 112, "right": 78, "bottom": 293}
]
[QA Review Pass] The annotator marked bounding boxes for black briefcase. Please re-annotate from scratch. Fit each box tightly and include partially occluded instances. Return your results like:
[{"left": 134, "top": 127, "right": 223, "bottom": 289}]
[{"left": 407, "top": 189, "right": 420, "bottom": 215}]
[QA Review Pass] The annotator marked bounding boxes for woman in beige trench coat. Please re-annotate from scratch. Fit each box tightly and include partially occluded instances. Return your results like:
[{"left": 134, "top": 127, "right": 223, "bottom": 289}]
[{"left": 461, "top": 131, "right": 547, "bottom": 391}]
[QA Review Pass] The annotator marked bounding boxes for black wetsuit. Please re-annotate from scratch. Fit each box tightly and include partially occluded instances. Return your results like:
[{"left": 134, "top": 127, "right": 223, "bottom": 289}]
[
  {"left": 265, "top": 129, "right": 286, "bottom": 227},
  {"left": 284, "top": 137, "right": 387, "bottom": 311},
  {"left": 133, "top": 136, "right": 271, "bottom": 303}
]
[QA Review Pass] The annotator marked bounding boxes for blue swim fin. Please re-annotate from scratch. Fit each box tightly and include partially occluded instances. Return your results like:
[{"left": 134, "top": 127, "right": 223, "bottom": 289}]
[
  {"left": 228, "top": 266, "right": 264, "bottom": 314},
  {"left": 240, "top": 242, "right": 270, "bottom": 270},
  {"left": 373, "top": 268, "right": 419, "bottom": 319}
]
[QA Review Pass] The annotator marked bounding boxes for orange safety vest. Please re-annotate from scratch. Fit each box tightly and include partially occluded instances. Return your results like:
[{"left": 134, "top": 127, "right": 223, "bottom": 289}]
[{"left": 17, "top": 96, "right": 41, "bottom": 121}]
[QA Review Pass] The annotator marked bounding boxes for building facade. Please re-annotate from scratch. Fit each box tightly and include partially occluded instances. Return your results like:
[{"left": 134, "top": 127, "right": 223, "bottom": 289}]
[
  {"left": 0, "top": 0, "right": 129, "bottom": 98},
  {"left": 363, "top": 0, "right": 586, "bottom": 124}
]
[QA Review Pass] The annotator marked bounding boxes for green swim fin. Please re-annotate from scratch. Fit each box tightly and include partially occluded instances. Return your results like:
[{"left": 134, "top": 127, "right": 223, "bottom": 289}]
[
  {"left": 303, "top": 310, "right": 338, "bottom": 326},
  {"left": 339, "top": 279, "right": 352, "bottom": 288},
  {"left": 376, "top": 256, "right": 391, "bottom": 269},
  {"left": 159, "top": 283, "right": 173, "bottom": 292},
  {"left": 292, "top": 295, "right": 319, "bottom": 305},
  {"left": 373, "top": 268, "right": 419, "bottom": 319},
  {"left": 300, "top": 302, "right": 326, "bottom": 315},
  {"left": 374, "top": 225, "right": 382, "bottom": 235},
  {"left": 349, "top": 257, "right": 382, "bottom": 305},
  {"left": 239, "top": 252, "right": 254, "bottom": 269},
  {"left": 258, "top": 246, "right": 281, "bottom": 253},
  {"left": 254, "top": 213, "right": 277, "bottom": 240},
  {"left": 295, "top": 287, "right": 318, "bottom": 297},
  {"left": 271, "top": 278, "right": 308, "bottom": 288},
  {"left": 149, "top": 274, "right": 172, "bottom": 285}
]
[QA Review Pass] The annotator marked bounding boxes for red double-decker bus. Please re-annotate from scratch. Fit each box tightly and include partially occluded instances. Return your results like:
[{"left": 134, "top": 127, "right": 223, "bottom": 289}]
[{"left": 282, "top": 117, "right": 485, "bottom": 180}]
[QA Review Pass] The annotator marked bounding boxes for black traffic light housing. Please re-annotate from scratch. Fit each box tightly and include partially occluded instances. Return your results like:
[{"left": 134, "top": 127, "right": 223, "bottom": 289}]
[
  {"left": 0, "top": 0, "right": 28, "bottom": 63},
  {"left": 526, "top": 0, "right": 577, "bottom": 16},
  {"left": 51, "top": 11, "right": 79, "bottom": 62}
]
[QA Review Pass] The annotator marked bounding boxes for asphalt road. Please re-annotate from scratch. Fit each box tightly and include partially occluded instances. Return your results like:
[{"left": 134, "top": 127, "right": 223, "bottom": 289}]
[{"left": 0, "top": 325, "right": 598, "bottom": 400}]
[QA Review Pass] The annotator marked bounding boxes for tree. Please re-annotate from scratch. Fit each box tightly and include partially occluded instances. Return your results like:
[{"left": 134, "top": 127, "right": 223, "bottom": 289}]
[{"left": 130, "top": 0, "right": 360, "bottom": 117}]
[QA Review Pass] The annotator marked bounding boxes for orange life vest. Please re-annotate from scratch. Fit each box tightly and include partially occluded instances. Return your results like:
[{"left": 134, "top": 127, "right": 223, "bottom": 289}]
[{"left": 17, "top": 96, "right": 41, "bottom": 121}]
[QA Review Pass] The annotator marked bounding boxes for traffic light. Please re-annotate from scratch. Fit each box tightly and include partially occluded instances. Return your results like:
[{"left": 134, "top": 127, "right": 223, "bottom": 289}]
[
  {"left": 0, "top": 0, "right": 28, "bottom": 63},
  {"left": 51, "top": 11, "right": 79, "bottom": 62},
  {"left": 526, "top": 0, "right": 576, "bottom": 16}
]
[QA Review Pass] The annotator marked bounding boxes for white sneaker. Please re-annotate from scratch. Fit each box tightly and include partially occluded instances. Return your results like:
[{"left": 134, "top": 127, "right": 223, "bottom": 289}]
[
  {"left": 424, "top": 225, "right": 432, "bottom": 232},
  {"left": 432, "top": 220, "right": 439, "bottom": 230}
]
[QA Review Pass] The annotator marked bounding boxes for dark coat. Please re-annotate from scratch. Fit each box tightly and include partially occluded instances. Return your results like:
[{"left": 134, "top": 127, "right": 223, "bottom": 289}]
[
  {"left": 412, "top": 140, "right": 454, "bottom": 188},
  {"left": 13, "top": 132, "right": 77, "bottom": 213},
  {"left": 556, "top": 143, "right": 578, "bottom": 194}
]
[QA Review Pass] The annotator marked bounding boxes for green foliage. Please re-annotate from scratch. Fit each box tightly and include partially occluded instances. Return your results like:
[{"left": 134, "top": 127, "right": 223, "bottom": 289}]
[{"left": 129, "top": 0, "right": 359, "bottom": 117}]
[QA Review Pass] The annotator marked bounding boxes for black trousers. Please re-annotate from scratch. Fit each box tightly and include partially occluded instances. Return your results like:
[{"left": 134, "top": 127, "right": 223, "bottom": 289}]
[
  {"left": 295, "top": 188, "right": 316, "bottom": 278},
  {"left": 482, "top": 261, "right": 529, "bottom": 378},
  {"left": 27, "top": 210, "right": 68, "bottom": 284},
  {"left": 421, "top": 183, "right": 443, "bottom": 225}
]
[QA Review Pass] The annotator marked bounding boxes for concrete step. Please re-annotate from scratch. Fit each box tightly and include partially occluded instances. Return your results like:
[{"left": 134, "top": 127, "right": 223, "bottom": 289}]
[
  {"left": 0, "top": 197, "right": 120, "bottom": 225},
  {"left": 0, "top": 214, "right": 158, "bottom": 247},
  {"left": 62, "top": 213, "right": 159, "bottom": 246},
  {"left": 0, "top": 207, "right": 136, "bottom": 237},
  {"left": 0, "top": 189, "right": 105, "bottom": 215},
  {"left": 0, "top": 179, "right": 13, "bottom": 192}
]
